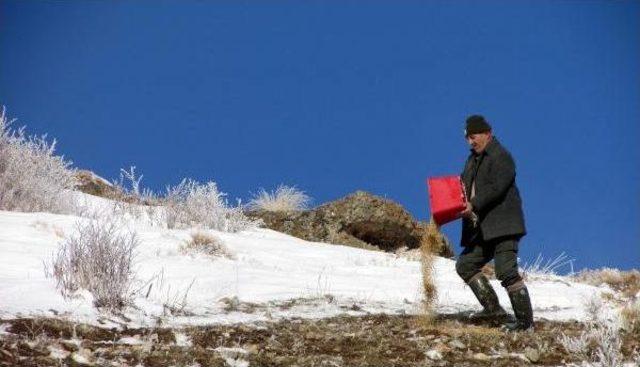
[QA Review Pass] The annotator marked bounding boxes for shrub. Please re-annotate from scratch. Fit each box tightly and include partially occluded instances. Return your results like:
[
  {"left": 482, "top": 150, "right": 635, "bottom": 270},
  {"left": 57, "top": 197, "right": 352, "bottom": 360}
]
[
  {"left": 248, "top": 184, "right": 311, "bottom": 212},
  {"left": 165, "top": 178, "right": 261, "bottom": 232},
  {"left": 559, "top": 295, "right": 624, "bottom": 367},
  {"left": 112, "top": 166, "right": 159, "bottom": 204},
  {"left": 181, "top": 231, "right": 234, "bottom": 259},
  {"left": 48, "top": 220, "right": 138, "bottom": 309},
  {"left": 0, "top": 107, "right": 76, "bottom": 213},
  {"left": 108, "top": 166, "right": 164, "bottom": 225}
]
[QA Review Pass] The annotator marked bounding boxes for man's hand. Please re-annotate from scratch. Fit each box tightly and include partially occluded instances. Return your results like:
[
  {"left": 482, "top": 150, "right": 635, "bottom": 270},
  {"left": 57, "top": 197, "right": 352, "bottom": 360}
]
[{"left": 461, "top": 202, "right": 474, "bottom": 218}]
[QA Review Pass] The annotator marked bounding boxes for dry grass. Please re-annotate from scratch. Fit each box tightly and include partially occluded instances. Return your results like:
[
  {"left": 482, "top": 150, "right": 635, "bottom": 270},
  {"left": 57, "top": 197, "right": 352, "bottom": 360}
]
[
  {"left": 572, "top": 268, "right": 640, "bottom": 299},
  {"left": 417, "top": 220, "right": 440, "bottom": 326},
  {"left": 248, "top": 185, "right": 311, "bottom": 212},
  {"left": 521, "top": 252, "right": 575, "bottom": 280},
  {"left": 621, "top": 299, "right": 640, "bottom": 335},
  {"left": 182, "top": 231, "right": 234, "bottom": 259}
]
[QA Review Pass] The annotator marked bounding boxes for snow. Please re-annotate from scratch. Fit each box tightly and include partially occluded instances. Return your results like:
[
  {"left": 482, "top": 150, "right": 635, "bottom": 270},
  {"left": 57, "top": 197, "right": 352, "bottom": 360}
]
[
  {"left": 0, "top": 192, "right": 607, "bottom": 329},
  {"left": 215, "top": 347, "right": 250, "bottom": 367},
  {"left": 47, "top": 345, "right": 70, "bottom": 360},
  {"left": 174, "top": 332, "right": 192, "bottom": 347}
]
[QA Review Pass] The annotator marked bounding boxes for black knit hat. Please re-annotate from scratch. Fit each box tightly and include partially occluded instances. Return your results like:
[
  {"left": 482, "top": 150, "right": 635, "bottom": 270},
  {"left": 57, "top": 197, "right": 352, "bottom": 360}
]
[{"left": 465, "top": 115, "right": 492, "bottom": 136}]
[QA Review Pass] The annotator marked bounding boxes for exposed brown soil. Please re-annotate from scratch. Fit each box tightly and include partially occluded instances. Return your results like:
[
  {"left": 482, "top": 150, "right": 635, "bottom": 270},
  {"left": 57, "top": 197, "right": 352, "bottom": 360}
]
[{"left": 2, "top": 313, "right": 638, "bottom": 367}]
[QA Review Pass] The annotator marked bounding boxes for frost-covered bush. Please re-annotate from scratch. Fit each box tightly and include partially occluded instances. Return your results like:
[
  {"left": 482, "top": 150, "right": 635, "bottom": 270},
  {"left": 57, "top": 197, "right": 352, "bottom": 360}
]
[
  {"left": 248, "top": 184, "right": 311, "bottom": 212},
  {"left": 108, "top": 166, "right": 164, "bottom": 225},
  {"left": 48, "top": 220, "right": 138, "bottom": 309},
  {"left": 112, "top": 166, "right": 158, "bottom": 204},
  {"left": 0, "top": 107, "right": 76, "bottom": 213},
  {"left": 559, "top": 330, "right": 591, "bottom": 361},
  {"left": 165, "top": 178, "right": 261, "bottom": 232},
  {"left": 560, "top": 295, "right": 624, "bottom": 367}
]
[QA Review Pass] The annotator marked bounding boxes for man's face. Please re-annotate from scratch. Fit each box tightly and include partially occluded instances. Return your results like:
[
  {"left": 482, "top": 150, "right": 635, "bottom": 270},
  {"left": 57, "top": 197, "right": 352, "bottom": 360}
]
[{"left": 466, "top": 131, "right": 492, "bottom": 154}]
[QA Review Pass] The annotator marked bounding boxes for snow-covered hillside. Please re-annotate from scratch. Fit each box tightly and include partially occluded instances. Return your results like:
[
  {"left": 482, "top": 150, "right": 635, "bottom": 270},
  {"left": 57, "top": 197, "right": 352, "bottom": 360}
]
[{"left": 0, "top": 193, "right": 606, "bottom": 330}]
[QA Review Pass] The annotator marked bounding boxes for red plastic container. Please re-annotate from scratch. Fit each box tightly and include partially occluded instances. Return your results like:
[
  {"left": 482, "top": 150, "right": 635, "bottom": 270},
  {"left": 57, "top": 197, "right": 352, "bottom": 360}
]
[{"left": 427, "top": 176, "right": 467, "bottom": 226}]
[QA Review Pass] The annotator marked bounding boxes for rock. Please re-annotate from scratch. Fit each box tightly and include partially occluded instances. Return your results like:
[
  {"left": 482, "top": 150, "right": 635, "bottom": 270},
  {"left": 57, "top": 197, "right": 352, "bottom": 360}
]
[
  {"left": 425, "top": 349, "right": 443, "bottom": 360},
  {"left": 524, "top": 347, "right": 540, "bottom": 363},
  {"left": 245, "top": 343, "right": 259, "bottom": 354},
  {"left": 305, "top": 331, "right": 322, "bottom": 340},
  {"left": 74, "top": 170, "right": 119, "bottom": 200},
  {"left": 238, "top": 324, "right": 254, "bottom": 333},
  {"left": 220, "top": 296, "right": 241, "bottom": 312},
  {"left": 436, "top": 344, "right": 452, "bottom": 354},
  {"left": 473, "top": 352, "right": 491, "bottom": 362},
  {"left": 47, "top": 344, "right": 71, "bottom": 360},
  {"left": 248, "top": 191, "right": 454, "bottom": 256},
  {"left": 74, "top": 170, "right": 156, "bottom": 205},
  {"left": 61, "top": 340, "right": 80, "bottom": 352},
  {"left": 67, "top": 349, "right": 94, "bottom": 366},
  {"left": 448, "top": 339, "right": 466, "bottom": 350}
]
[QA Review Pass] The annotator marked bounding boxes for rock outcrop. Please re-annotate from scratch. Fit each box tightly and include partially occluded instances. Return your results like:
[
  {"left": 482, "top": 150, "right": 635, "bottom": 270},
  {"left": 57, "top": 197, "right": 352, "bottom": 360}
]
[
  {"left": 74, "top": 170, "right": 154, "bottom": 205},
  {"left": 249, "top": 191, "right": 454, "bottom": 257},
  {"left": 74, "top": 170, "right": 120, "bottom": 199}
]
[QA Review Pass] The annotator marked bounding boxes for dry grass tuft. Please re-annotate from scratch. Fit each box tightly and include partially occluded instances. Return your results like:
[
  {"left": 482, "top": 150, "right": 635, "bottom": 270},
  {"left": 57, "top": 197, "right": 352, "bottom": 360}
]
[
  {"left": 621, "top": 298, "right": 640, "bottom": 336},
  {"left": 417, "top": 219, "right": 440, "bottom": 326},
  {"left": 572, "top": 268, "right": 640, "bottom": 299},
  {"left": 182, "top": 231, "right": 234, "bottom": 259},
  {"left": 248, "top": 184, "right": 311, "bottom": 212}
]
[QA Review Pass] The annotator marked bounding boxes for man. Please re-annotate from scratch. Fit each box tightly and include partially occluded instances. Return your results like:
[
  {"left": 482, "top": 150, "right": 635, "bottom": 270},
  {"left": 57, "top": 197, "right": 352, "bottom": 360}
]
[{"left": 456, "top": 115, "right": 533, "bottom": 331}]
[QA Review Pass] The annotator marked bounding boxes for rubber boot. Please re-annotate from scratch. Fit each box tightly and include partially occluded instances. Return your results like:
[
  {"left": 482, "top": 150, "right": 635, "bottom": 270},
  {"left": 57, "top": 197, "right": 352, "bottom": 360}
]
[
  {"left": 503, "top": 283, "right": 534, "bottom": 332},
  {"left": 466, "top": 273, "right": 507, "bottom": 321}
]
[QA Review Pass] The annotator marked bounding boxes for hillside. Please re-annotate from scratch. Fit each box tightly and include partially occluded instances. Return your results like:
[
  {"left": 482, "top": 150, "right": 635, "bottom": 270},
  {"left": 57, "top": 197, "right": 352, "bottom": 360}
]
[{"left": 1, "top": 192, "right": 638, "bottom": 366}]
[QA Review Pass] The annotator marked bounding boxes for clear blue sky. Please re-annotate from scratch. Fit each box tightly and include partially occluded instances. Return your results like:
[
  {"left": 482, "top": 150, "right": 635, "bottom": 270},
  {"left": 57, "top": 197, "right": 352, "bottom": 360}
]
[{"left": 1, "top": 1, "right": 638, "bottom": 272}]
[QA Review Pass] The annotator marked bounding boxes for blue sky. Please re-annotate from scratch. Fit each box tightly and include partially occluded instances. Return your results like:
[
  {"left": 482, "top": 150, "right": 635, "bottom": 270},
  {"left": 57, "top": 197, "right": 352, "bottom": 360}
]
[{"left": 1, "top": 1, "right": 638, "bottom": 271}]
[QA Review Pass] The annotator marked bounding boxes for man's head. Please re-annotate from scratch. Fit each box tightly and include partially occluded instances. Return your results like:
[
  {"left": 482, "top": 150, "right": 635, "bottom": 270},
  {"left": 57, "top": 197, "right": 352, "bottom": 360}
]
[{"left": 465, "top": 115, "right": 493, "bottom": 154}]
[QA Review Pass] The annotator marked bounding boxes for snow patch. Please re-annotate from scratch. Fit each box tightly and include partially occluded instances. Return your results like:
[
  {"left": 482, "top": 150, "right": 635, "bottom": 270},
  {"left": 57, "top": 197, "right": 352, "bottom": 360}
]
[
  {"left": 0, "top": 193, "right": 617, "bottom": 329},
  {"left": 215, "top": 347, "right": 250, "bottom": 367}
]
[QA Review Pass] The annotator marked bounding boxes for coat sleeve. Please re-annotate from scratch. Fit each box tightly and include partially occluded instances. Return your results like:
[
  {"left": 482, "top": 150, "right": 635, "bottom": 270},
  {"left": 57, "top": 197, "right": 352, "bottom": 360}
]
[{"left": 470, "top": 151, "right": 515, "bottom": 213}]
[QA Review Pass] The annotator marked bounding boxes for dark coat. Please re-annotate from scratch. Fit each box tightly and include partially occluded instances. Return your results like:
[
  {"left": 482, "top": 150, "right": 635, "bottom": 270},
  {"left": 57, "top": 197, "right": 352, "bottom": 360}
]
[{"left": 460, "top": 137, "right": 526, "bottom": 246}]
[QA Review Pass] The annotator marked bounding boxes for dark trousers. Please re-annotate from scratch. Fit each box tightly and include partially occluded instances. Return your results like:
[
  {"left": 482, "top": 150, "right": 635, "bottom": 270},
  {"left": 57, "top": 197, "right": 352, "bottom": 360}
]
[{"left": 455, "top": 236, "right": 522, "bottom": 288}]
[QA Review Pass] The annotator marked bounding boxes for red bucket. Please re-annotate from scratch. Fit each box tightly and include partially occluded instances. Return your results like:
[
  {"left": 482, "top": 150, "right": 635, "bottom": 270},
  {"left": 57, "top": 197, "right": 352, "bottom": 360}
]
[{"left": 427, "top": 176, "right": 467, "bottom": 226}]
